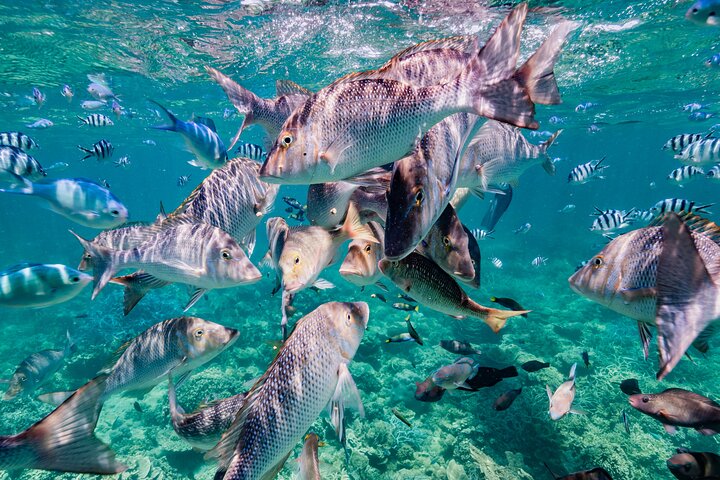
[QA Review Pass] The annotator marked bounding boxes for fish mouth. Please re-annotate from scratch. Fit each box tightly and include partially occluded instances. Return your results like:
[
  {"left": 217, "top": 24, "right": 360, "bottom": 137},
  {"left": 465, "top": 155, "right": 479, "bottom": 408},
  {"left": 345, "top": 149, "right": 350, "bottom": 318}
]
[
  {"left": 453, "top": 271, "right": 474, "bottom": 281},
  {"left": 227, "top": 328, "right": 240, "bottom": 345},
  {"left": 339, "top": 267, "right": 363, "bottom": 278}
]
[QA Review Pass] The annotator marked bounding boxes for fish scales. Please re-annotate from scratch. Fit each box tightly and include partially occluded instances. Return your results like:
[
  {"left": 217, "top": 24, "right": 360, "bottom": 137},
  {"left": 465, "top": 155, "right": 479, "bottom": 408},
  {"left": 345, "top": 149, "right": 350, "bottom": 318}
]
[{"left": 0, "top": 146, "right": 45, "bottom": 181}]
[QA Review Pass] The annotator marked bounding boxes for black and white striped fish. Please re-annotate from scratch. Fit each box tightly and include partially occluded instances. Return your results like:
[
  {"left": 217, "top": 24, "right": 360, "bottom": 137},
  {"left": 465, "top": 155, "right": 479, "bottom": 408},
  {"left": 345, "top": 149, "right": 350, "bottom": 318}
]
[
  {"left": 568, "top": 157, "right": 608, "bottom": 184},
  {"left": 590, "top": 210, "right": 635, "bottom": 234},
  {"left": 651, "top": 198, "right": 713, "bottom": 215},
  {"left": 234, "top": 142, "right": 267, "bottom": 162},
  {"left": 628, "top": 209, "right": 655, "bottom": 225},
  {"left": 662, "top": 133, "right": 707, "bottom": 153},
  {"left": 78, "top": 139, "right": 114, "bottom": 160},
  {"left": 0, "top": 146, "right": 46, "bottom": 181},
  {"left": 177, "top": 175, "right": 191, "bottom": 187},
  {"left": 675, "top": 137, "right": 720, "bottom": 165},
  {"left": 0, "top": 132, "right": 38, "bottom": 150},
  {"left": 706, "top": 164, "right": 720, "bottom": 181},
  {"left": 667, "top": 165, "right": 704, "bottom": 185},
  {"left": 77, "top": 114, "right": 114, "bottom": 127}
]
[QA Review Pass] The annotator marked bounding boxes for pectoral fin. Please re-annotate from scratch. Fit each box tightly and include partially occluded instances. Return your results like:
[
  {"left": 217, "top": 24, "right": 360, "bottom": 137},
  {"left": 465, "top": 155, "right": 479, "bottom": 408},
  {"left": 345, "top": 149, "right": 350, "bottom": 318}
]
[{"left": 326, "top": 363, "right": 364, "bottom": 443}]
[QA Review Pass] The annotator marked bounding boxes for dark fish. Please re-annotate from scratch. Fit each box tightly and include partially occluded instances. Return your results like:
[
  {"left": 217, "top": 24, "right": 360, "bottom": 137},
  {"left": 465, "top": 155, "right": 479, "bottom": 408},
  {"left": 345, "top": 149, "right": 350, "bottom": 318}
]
[
  {"left": 392, "top": 408, "right": 412, "bottom": 427},
  {"left": 414, "top": 376, "right": 446, "bottom": 402},
  {"left": 480, "top": 184, "right": 513, "bottom": 232},
  {"left": 667, "top": 449, "right": 720, "bottom": 480},
  {"left": 544, "top": 463, "right": 613, "bottom": 480},
  {"left": 521, "top": 360, "right": 550, "bottom": 372},
  {"left": 371, "top": 293, "right": 386, "bottom": 303},
  {"left": 393, "top": 302, "right": 419, "bottom": 312},
  {"left": 398, "top": 294, "right": 416, "bottom": 303},
  {"left": 581, "top": 351, "right": 590, "bottom": 368},
  {"left": 459, "top": 366, "right": 518, "bottom": 391},
  {"left": 493, "top": 387, "right": 522, "bottom": 411},
  {"left": 133, "top": 401, "right": 143, "bottom": 413},
  {"left": 385, "top": 333, "right": 415, "bottom": 343},
  {"left": 405, "top": 316, "right": 423, "bottom": 345},
  {"left": 282, "top": 196, "right": 304, "bottom": 210},
  {"left": 629, "top": 388, "right": 720, "bottom": 435},
  {"left": 78, "top": 139, "right": 114, "bottom": 161},
  {"left": 622, "top": 410, "right": 630, "bottom": 434},
  {"left": 620, "top": 378, "right": 641, "bottom": 396},
  {"left": 490, "top": 296, "right": 528, "bottom": 318},
  {"left": 439, "top": 340, "right": 481, "bottom": 355}
]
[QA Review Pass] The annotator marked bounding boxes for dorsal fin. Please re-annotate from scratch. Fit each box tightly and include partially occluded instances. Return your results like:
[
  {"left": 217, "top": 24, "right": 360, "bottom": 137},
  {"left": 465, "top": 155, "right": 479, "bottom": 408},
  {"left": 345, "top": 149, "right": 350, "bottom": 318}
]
[
  {"left": 191, "top": 115, "right": 217, "bottom": 133},
  {"left": 2, "top": 262, "right": 41, "bottom": 274},
  {"left": 275, "top": 80, "right": 313, "bottom": 97},
  {"left": 649, "top": 212, "right": 720, "bottom": 247},
  {"left": 389, "top": 35, "right": 478, "bottom": 62},
  {"left": 171, "top": 181, "right": 205, "bottom": 216}
]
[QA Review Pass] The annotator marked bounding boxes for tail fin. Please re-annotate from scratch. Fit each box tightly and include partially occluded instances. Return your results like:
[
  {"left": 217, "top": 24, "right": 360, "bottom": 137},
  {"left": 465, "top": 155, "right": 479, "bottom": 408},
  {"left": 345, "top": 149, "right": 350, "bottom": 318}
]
[
  {"left": 65, "top": 330, "right": 77, "bottom": 356},
  {"left": 0, "top": 171, "right": 34, "bottom": 195},
  {"left": 17, "top": 375, "right": 126, "bottom": 474},
  {"left": 205, "top": 66, "right": 261, "bottom": 150},
  {"left": 149, "top": 100, "right": 180, "bottom": 132},
  {"left": 339, "top": 203, "right": 378, "bottom": 244},
  {"left": 540, "top": 129, "right": 562, "bottom": 175},
  {"left": 167, "top": 375, "right": 185, "bottom": 426},
  {"left": 109, "top": 272, "right": 170, "bottom": 315},
  {"left": 468, "top": 298, "right": 530, "bottom": 333},
  {"left": 465, "top": 4, "right": 538, "bottom": 129},
  {"left": 36, "top": 390, "right": 75, "bottom": 407},
  {"left": 76, "top": 115, "right": 87, "bottom": 126},
  {"left": 568, "top": 362, "right": 577, "bottom": 381},
  {"left": 77, "top": 145, "right": 94, "bottom": 161},
  {"left": 515, "top": 21, "right": 576, "bottom": 105},
  {"left": 69, "top": 230, "right": 116, "bottom": 300}
]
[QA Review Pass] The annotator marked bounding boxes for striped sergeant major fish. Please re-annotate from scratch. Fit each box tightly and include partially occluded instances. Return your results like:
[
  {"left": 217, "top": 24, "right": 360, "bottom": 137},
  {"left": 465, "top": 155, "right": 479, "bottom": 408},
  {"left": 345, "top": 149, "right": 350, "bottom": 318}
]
[
  {"left": 0, "top": 146, "right": 46, "bottom": 181},
  {"left": 234, "top": 142, "right": 267, "bottom": 162},
  {"left": 667, "top": 165, "right": 704, "bottom": 185},
  {"left": 590, "top": 209, "right": 635, "bottom": 235},
  {"left": 663, "top": 132, "right": 707, "bottom": 153},
  {"left": 568, "top": 157, "right": 608, "bottom": 184},
  {"left": 675, "top": 137, "right": 720, "bottom": 165},
  {"left": 0, "top": 263, "right": 92, "bottom": 309},
  {"left": 0, "top": 131, "right": 39, "bottom": 150},
  {"left": 78, "top": 139, "right": 114, "bottom": 161},
  {"left": 651, "top": 198, "right": 713, "bottom": 215},
  {"left": 707, "top": 164, "right": 720, "bottom": 181},
  {"left": 77, "top": 114, "right": 114, "bottom": 127},
  {"left": 150, "top": 101, "right": 227, "bottom": 170}
]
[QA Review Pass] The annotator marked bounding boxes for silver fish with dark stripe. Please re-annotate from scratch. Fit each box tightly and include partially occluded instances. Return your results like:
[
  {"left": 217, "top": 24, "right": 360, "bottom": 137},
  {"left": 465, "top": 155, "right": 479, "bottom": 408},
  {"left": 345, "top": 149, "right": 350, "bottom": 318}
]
[
  {"left": 78, "top": 139, "right": 114, "bottom": 161},
  {"left": 663, "top": 133, "right": 707, "bottom": 153},
  {"left": 568, "top": 157, "right": 608, "bottom": 184},
  {"left": 0, "top": 132, "right": 38, "bottom": 150},
  {"left": 651, "top": 198, "right": 713, "bottom": 215},
  {"left": 234, "top": 142, "right": 267, "bottom": 162},
  {"left": 667, "top": 165, "right": 704, "bottom": 185},
  {"left": 0, "top": 263, "right": 91, "bottom": 309},
  {"left": 209, "top": 302, "right": 368, "bottom": 480},
  {"left": 675, "top": 137, "right": 720, "bottom": 165},
  {"left": 590, "top": 210, "right": 635, "bottom": 234},
  {"left": 0, "top": 146, "right": 46, "bottom": 181},
  {"left": 77, "top": 114, "right": 114, "bottom": 127}
]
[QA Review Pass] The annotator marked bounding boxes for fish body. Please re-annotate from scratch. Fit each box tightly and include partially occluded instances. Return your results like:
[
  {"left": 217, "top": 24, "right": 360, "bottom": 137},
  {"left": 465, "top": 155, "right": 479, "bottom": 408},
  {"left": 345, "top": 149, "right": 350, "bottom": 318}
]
[
  {"left": 414, "top": 376, "right": 446, "bottom": 402},
  {"left": 0, "top": 132, "right": 38, "bottom": 151},
  {"left": 620, "top": 378, "right": 641, "bottom": 396},
  {"left": 235, "top": 142, "right": 267, "bottom": 162},
  {"left": 81, "top": 100, "right": 106, "bottom": 110},
  {"left": 32, "top": 87, "right": 45, "bottom": 107},
  {"left": 392, "top": 302, "right": 418, "bottom": 312},
  {"left": 177, "top": 175, "right": 191, "bottom": 187},
  {"left": 493, "top": 387, "right": 522, "bottom": 411},
  {"left": 168, "top": 377, "right": 247, "bottom": 451},
  {"left": 668, "top": 165, "right": 704, "bottom": 185},
  {"left": 26, "top": 119, "right": 53, "bottom": 129},
  {"left": 629, "top": 388, "right": 720, "bottom": 435},
  {"left": 461, "top": 365, "right": 518, "bottom": 390},
  {"left": 111, "top": 100, "right": 123, "bottom": 118},
  {"left": 87, "top": 82, "right": 117, "bottom": 101},
  {"left": 552, "top": 468, "right": 613, "bottom": 480},
  {"left": 491, "top": 257, "right": 503, "bottom": 268},
  {"left": 307, "top": 181, "right": 361, "bottom": 228},
  {"left": 559, "top": 204, "right": 576, "bottom": 213},
  {"left": 77, "top": 114, "right": 114, "bottom": 127},
  {"left": 0, "top": 146, "right": 46, "bottom": 181},
  {"left": 171, "top": 157, "right": 279, "bottom": 255},
  {"left": 532, "top": 256, "right": 547, "bottom": 267},
  {"left": 521, "top": 360, "right": 549, "bottom": 372},
  {"left": 114, "top": 156, "right": 130, "bottom": 168},
  {"left": 513, "top": 223, "right": 532, "bottom": 234},
  {"left": 78, "top": 139, "right": 114, "bottom": 160},
  {"left": 676, "top": 138, "right": 720, "bottom": 165},
  {"left": 77, "top": 221, "right": 158, "bottom": 271},
  {"left": 371, "top": 293, "right": 386, "bottom": 302},
  {"left": 0, "top": 176, "right": 127, "bottom": 228},
  {"left": 706, "top": 165, "right": 720, "bottom": 181},
  {"left": 340, "top": 221, "right": 385, "bottom": 287},
  {"left": 489, "top": 296, "right": 527, "bottom": 318},
  {"left": 667, "top": 449, "right": 720, "bottom": 480},
  {"left": 4, "top": 332, "right": 75, "bottom": 400},
  {"left": 432, "top": 357, "right": 478, "bottom": 390},
  {"left": 582, "top": 351, "right": 590, "bottom": 368},
  {"left": 61, "top": 84, "right": 73, "bottom": 101},
  {"left": 385, "top": 333, "right": 415, "bottom": 343},
  {"left": 590, "top": 211, "right": 634, "bottom": 234},
  {"left": 297, "top": 433, "right": 322, "bottom": 480},
  {"left": 707, "top": 53, "right": 720, "bottom": 67},
  {"left": 690, "top": 112, "right": 715, "bottom": 121},
  {"left": 568, "top": 157, "right": 608, "bottom": 184},
  {"left": 439, "top": 339, "right": 481, "bottom": 355},
  {"left": 103, "top": 316, "right": 238, "bottom": 399},
  {"left": 209, "top": 302, "right": 368, "bottom": 480},
  {"left": 379, "top": 252, "right": 527, "bottom": 332},
  {"left": 687, "top": 0, "right": 720, "bottom": 25},
  {"left": 546, "top": 363, "right": 580, "bottom": 420},
  {"left": 0, "top": 263, "right": 91, "bottom": 309},
  {"left": 151, "top": 101, "right": 227, "bottom": 170},
  {"left": 664, "top": 133, "right": 706, "bottom": 153},
  {"left": 651, "top": 198, "right": 713, "bottom": 215}
]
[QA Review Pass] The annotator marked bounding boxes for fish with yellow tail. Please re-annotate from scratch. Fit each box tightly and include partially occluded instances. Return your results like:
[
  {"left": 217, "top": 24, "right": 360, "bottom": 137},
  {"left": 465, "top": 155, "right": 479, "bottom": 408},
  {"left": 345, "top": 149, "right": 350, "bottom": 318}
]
[
  {"left": 379, "top": 252, "right": 528, "bottom": 333},
  {"left": 208, "top": 302, "right": 368, "bottom": 480},
  {"left": 547, "top": 363, "right": 585, "bottom": 421},
  {"left": 296, "top": 433, "right": 323, "bottom": 480}
]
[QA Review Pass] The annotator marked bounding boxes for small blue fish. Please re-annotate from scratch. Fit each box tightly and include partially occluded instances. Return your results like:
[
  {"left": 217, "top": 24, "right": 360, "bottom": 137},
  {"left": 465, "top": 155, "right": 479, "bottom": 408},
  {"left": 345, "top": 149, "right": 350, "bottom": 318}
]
[
  {"left": 689, "top": 111, "right": 714, "bottom": 121},
  {"left": 26, "top": 119, "right": 53, "bottom": 129},
  {"left": 706, "top": 53, "right": 720, "bottom": 67},
  {"left": 0, "top": 263, "right": 92, "bottom": 309},
  {"left": 686, "top": 0, "right": 720, "bottom": 25},
  {"left": 683, "top": 103, "right": 703, "bottom": 112},
  {"left": 574, "top": 102, "right": 598, "bottom": 113}
]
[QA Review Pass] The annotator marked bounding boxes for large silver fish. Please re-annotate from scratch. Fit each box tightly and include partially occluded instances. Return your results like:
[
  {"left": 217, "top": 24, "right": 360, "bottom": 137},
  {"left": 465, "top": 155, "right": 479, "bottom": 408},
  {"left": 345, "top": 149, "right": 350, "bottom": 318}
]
[
  {"left": 0, "top": 263, "right": 92, "bottom": 309},
  {"left": 3, "top": 331, "right": 75, "bottom": 400},
  {"left": 0, "top": 146, "right": 45, "bottom": 181},
  {"left": 168, "top": 376, "right": 247, "bottom": 451},
  {"left": 0, "top": 374, "right": 125, "bottom": 474},
  {"left": 102, "top": 316, "right": 238, "bottom": 399},
  {"left": 569, "top": 213, "right": 720, "bottom": 379},
  {"left": 379, "top": 252, "right": 527, "bottom": 332},
  {"left": 260, "top": 4, "right": 541, "bottom": 185},
  {"left": 339, "top": 221, "right": 385, "bottom": 288},
  {"left": 77, "top": 221, "right": 159, "bottom": 271},
  {"left": 209, "top": 302, "right": 368, "bottom": 480},
  {"left": 171, "top": 157, "right": 279, "bottom": 255}
]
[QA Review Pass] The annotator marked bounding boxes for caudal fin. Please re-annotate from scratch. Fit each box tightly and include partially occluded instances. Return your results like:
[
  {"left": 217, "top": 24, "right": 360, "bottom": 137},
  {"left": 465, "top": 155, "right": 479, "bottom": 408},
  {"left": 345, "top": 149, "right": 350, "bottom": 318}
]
[
  {"left": 149, "top": 100, "right": 180, "bottom": 132},
  {"left": 69, "top": 230, "right": 117, "bottom": 300},
  {"left": 540, "top": 129, "right": 563, "bottom": 175},
  {"left": 340, "top": 203, "right": 378, "bottom": 244},
  {"left": 515, "top": 21, "right": 576, "bottom": 105},
  {"left": 18, "top": 374, "right": 126, "bottom": 474},
  {"left": 0, "top": 170, "right": 34, "bottom": 195},
  {"left": 205, "top": 66, "right": 261, "bottom": 150},
  {"left": 468, "top": 298, "right": 530, "bottom": 333},
  {"left": 167, "top": 375, "right": 185, "bottom": 426},
  {"left": 110, "top": 272, "right": 170, "bottom": 315}
]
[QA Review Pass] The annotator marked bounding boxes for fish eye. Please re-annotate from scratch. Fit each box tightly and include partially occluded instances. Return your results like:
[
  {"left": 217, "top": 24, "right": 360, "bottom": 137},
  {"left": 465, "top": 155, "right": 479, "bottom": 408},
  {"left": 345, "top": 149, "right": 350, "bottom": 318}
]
[
  {"left": 294, "top": 256, "right": 300, "bottom": 264},
  {"left": 364, "top": 244, "right": 372, "bottom": 253},
  {"left": 281, "top": 134, "right": 293, "bottom": 148},
  {"left": 641, "top": 396, "right": 649, "bottom": 403},
  {"left": 442, "top": 236, "right": 450, "bottom": 246},
  {"left": 194, "top": 328, "right": 204, "bottom": 339},
  {"left": 592, "top": 256, "right": 604, "bottom": 268},
  {"left": 110, "top": 209, "right": 120, "bottom": 216},
  {"left": 19, "top": 376, "right": 25, "bottom": 382},
  {"left": 71, "top": 276, "right": 80, "bottom": 283},
  {"left": 221, "top": 249, "right": 232, "bottom": 260},
  {"left": 415, "top": 189, "right": 424, "bottom": 206}
]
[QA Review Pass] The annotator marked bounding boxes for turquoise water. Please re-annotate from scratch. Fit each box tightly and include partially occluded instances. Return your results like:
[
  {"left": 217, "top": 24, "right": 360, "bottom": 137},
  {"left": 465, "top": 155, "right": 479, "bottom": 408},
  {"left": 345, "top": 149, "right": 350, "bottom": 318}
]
[{"left": 1, "top": 0, "right": 720, "bottom": 478}]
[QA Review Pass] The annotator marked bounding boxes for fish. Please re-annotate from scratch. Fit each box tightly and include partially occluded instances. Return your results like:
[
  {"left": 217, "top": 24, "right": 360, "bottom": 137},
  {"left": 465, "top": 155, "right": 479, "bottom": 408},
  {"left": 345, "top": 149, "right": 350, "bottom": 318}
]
[
  {"left": 114, "top": 156, "right": 130, "bottom": 168},
  {"left": 706, "top": 165, "right": 720, "bottom": 181},
  {"left": 687, "top": 0, "right": 720, "bottom": 25},
  {"left": 460, "top": 365, "right": 518, "bottom": 390},
  {"left": 81, "top": 100, "right": 106, "bottom": 110},
  {"left": 3, "top": 331, "right": 75, "bottom": 400},
  {"left": 73, "top": 218, "right": 262, "bottom": 308},
  {"left": 340, "top": 221, "right": 386, "bottom": 288},
  {"left": 177, "top": 174, "right": 191, "bottom": 187},
  {"left": 575, "top": 101, "right": 598, "bottom": 112},
  {"left": 133, "top": 401, "right": 142, "bottom": 412},
  {"left": 590, "top": 210, "right": 635, "bottom": 234},
  {"left": 439, "top": 340, "right": 482, "bottom": 355},
  {"left": 651, "top": 198, "right": 713, "bottom": 215},
  {"left": 379, "top": 252, "right": 528, "bottom": 332},
  {"left": 32, "top": 87, "right": 45, "bottom": 107},
  {"left": 667, "top": 165, "right": 705, "bottom": 185},
  {"left": 307, "top": 181, "right": 364, "bottom": 228},
  {"left": 676, "top": 138, "right": 720, "bottom": 165},
  {"left": 491, "top": 257, "right": 503, "bottom": 269},
  {"left": 0, "top": 374, "right": 125, "bottom": 474},
  {"left": 629, "top": 388, "right": 720, "bottom": 435},
  {"left": 690, "top": 112, "right": 715, "bottom": 121},
  {"left": 414, "top": 376, "right": 446, "bottom": 402},
  {"left": 78, "top": 139, "right": 114, "bottom": 161},
  {"left": 622, "top": 409, "right": 630, "bottom": 434},
  {"left": 667, "top": 449, "right": 720, "bottom": 480},
  {"left": 532, "top": 256, "right": 548, "bottom": 267},
  {"left": 0, "top": 146, "right": 46, "bottom": 181},
  {"left": 235, "top": 142, "right": 267, "bottom": 162},
  {"left": 77, "top": 114, "right": 114, "bottom": 127},
  {"left": 0, "top": 131, "right": 39, "bottom": 150},
  {"left": 206, "top": 67, "right": 312, "bottom": 149},
  {"left": 558, "top": 204, "right": 576, "bottom": 213},
  {"left": 26, "top": 118, "right": 53, "bottom": 129},
  {"left": 392, "top": 302, "right": 419, "bottom": 312},
  {"left": 296, "top": 433, "right": 323, "bottom": 480},
  {"left": 208, "top": 302, "right": 368, "bottom": 480},
  {"left": 547, "top": 363, "right": 583, "bottom": 420},
  {"left": 283, "top": 196, "right": 304, "bottom": 211},
  {"left": 171, "top": 157, "right": 279, "bottom": 256},
  {"left": 513, "top": 222, "right": 532, "bottom": 234},
  {"left": 151, "top": 101, "right": 228, "bottom": 169},
  {"left": 0, "top": 175, "right": 128, "bottom": 228},
  {"left": 405, "top": 315, "right": 423, "bottom": 345},
  {"left": 471, "top": 228, "right": 494, "bottom": 240},
  {"left": 61, "top": 84, "right": 73, "bottom": 101},
  {"left": 568, "top": 157, "right": 608, "bottom": 184},
  {"left": 432, "top": 357, "right": 479, "bottom": 390},
  {"left": 707, "top": 53, "right": 720, "bottom": 67},
  {"left": 489, "top": 296, "right": 528, "bottom": 318},
  {"left": 391, "top": 408, "right": 413, "bottom": 428},
  {"left": 260, "top": 5, "right": 546, "bottom": 185},
  {"left": 544, "top": 464, "right": 613, "bottom": 480},
  {"left": 493, "top": 387, "right": 522, "bottom": 411},
  {"left": 101, "top": 316, "right": 238, "bottom": 399},
  {"left": 581, "top": 351, "right": 590, "bottom": 368},
  {"left": 87, "top": 81, "right": 118, "bottom": 101},
  {"left": 77, "top": 221, "right": 160, "bottom": 272},
  {"left": 521, "top": 360, "right": 550, "bottom": 372},
  {"left": 663, "top": 133, "right": 707, "bottom": 153},
  {"left": 385, "top": 333, "right": 415, "bottom": 343},
  {"left": 398, "top": 294, "right": 416, "bottom": 302},
  {"left": 569, "top": 212, "right": 720, "bottom": 377},
  {"left": 620, "top": 378, "right": 642, "bottom": 396},
  {"left": 36, "top": 390, "right": 75, "bottom": 406},
  {"left": 168, "top": 376, "right": 247, "bottom": 451}
]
